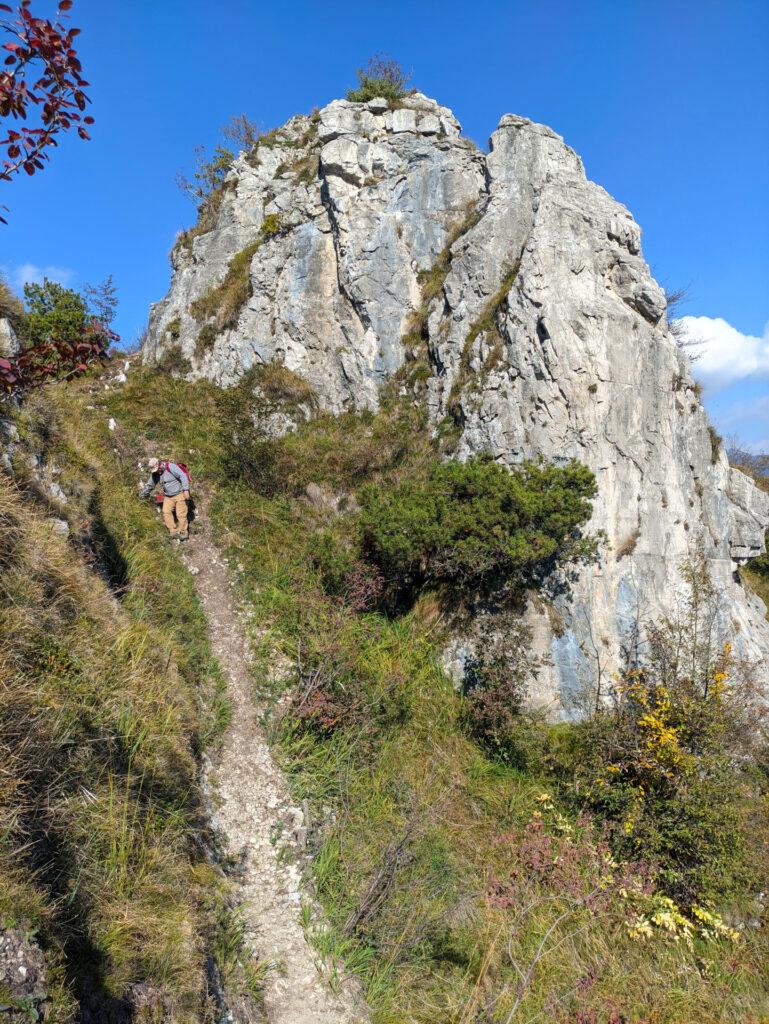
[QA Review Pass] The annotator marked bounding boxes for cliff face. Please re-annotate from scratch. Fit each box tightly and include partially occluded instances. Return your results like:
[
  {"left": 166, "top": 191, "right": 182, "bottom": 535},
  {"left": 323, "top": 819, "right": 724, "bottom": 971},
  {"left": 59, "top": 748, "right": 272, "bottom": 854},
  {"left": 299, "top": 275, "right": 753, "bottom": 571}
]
[{"left": 144, "top": 92, "right": 769, "bottom": 710}]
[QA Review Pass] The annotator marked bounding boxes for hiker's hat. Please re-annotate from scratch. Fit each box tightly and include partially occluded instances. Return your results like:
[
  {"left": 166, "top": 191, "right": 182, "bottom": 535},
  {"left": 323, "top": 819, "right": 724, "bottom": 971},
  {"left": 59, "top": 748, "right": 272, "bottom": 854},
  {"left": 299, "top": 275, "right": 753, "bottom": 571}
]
[{"left": 148, "top": 457, "right": 160, "bottom": 472}]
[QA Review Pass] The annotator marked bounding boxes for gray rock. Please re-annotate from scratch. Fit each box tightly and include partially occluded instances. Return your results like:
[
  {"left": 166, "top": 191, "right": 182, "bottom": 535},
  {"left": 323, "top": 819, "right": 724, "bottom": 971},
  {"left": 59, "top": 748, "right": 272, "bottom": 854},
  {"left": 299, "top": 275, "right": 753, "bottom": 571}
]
[
  {"left": 0, "top": 417, "right": 19, "bottom": 445},
  {"left": 0, "top": 317, "right": 19, "bottom": 358},
  {"left": 47, "top": 481, "right": 68, "bottom": 505},
  {"left": 144, "top": 93, "right": 769, "bottom": 711},
  {"left": 48, "top": 518, "right": 70, "bottom": 537},
  {"left": 391, "top": 108, "right": 417, "bottom": 133},
  {"left": 0, "top": 927, "right": 47, "bottom": 1022}
]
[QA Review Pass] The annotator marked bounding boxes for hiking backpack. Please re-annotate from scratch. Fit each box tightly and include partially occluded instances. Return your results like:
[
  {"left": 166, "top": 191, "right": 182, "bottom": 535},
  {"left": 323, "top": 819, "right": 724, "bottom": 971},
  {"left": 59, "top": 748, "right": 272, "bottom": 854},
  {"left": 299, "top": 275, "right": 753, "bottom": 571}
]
[{"left": 153, "top": 461, "right": 192, "bottom": 506}]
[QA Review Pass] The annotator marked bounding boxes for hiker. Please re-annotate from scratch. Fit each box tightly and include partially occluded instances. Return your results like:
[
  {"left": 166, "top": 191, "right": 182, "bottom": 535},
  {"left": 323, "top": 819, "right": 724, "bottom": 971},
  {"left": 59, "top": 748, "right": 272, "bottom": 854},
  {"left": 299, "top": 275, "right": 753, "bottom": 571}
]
[{"left": 141, "top": 458, "right": 191, "bottom": 540}]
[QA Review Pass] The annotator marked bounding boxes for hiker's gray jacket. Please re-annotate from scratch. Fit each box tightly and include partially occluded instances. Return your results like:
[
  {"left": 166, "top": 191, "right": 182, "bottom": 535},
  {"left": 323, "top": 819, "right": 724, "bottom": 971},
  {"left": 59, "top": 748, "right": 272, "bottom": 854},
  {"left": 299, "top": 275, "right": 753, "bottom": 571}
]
[{"left": 142, "top": 463, "right": 190, "bottom": 498}]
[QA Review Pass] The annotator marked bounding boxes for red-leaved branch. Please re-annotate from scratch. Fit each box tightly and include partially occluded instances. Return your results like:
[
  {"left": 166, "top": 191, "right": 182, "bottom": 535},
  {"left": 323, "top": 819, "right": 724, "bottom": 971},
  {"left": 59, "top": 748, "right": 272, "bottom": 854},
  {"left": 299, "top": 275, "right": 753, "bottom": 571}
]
[
  {"left": 0, "top": 320, "right": 114, "bottom": 395},
  {"left": 0, "top": 0, "right": 92, "bottom": 209}
]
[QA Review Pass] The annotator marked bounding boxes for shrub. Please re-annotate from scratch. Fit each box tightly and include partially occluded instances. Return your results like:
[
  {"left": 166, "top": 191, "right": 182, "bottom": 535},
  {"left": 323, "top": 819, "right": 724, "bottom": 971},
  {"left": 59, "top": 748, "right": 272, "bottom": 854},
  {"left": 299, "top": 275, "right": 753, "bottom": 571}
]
[
  {"left": 566, "top": 556, "right": 766, "bottom": 905},
  {"left": 463, "top": 617, "right": 546, "bottom": 766},
  {"left": 20, "top": 278, "right": 90, "bottom": 347},
  {"left": 216, "top": 363, "right": 316, "bottom": 495},
  {"left": 1, "top": 279, "right": 114, "bottom": 395},
  {"left": 259, "top": 212, "right": 283, "bottom": 238},
  {"left": 195, "top": 321, "right": 218, "bottom": 356},
  {"left": 359, "top": 454, "right": 598, "bottom": 604},
  {"left": 289, "top": 589, "right": 411, "bottom": 735},
  {"left": 176, "top": 142, "right": 234, "bottom": 205},
  {"left": 309, "top": 528, "right": 384, "bottom": 612},
  {"left": 346, "top": 54, "right": 411, "bottom": 103}
]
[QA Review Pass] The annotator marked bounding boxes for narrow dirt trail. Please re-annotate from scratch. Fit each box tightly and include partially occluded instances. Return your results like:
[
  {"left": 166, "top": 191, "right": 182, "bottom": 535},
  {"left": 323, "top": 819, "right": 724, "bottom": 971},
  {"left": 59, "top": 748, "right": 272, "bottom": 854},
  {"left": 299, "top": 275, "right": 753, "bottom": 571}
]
[{"left": 178, "top": 499, "right": 368, "bottom": 1024}]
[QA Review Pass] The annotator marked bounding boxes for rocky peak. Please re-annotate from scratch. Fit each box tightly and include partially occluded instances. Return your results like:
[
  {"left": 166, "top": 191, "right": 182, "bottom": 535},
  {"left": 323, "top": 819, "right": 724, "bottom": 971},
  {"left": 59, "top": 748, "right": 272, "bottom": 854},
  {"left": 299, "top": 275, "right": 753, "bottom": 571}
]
[{"left": 143, "top": 93, "right": 769, "bottom": 710}]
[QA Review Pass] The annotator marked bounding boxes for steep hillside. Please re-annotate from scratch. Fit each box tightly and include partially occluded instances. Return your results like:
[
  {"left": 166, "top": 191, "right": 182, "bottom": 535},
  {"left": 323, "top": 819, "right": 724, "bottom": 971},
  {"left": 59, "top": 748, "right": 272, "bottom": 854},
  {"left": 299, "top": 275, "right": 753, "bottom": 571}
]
[
  {"left": 0, "top": 383, "right": 263, "bottom": 1022},
  {"left": 93, "top": 363, "right": 769, "bottom": 1024},
  {"left": 143, "top": 91, "right": 769, "bottom": 711}
]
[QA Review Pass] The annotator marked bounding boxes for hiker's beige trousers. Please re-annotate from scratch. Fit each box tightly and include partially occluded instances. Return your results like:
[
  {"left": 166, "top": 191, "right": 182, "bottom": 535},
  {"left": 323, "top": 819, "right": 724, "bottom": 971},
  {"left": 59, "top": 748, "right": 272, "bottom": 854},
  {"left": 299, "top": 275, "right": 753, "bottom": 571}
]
[{"left": 162, "top": 493, "right": 188, "bottom": 535}]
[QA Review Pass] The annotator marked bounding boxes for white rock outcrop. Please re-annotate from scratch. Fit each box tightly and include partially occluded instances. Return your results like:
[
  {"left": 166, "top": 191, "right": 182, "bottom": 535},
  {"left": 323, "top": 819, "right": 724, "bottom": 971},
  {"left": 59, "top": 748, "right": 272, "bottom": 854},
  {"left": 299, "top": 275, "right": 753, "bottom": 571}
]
[
  {"left": 0, "top": 316, "right": 19, "bottom": 358},
  {"left": 144, "top": 93, "right": 769, "bottom": 711}
]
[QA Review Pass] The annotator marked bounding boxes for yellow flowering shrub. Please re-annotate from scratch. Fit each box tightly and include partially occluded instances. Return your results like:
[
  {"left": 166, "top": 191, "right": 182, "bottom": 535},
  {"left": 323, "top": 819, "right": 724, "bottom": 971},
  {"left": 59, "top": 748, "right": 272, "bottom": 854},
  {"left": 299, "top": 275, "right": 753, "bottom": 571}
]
[{"left": 563, "top": 557, "right": 766, "bottom": 905}]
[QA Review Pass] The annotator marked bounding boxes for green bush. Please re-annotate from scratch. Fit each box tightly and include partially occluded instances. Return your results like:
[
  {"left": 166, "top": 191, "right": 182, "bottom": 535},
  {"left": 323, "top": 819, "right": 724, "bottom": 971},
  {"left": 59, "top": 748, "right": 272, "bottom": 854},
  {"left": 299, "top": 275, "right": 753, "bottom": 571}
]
[
  {"left": 463, "top": 616, "right": 549, "bottom": 767},
  {"left": 359, "top": 454, "right": 597, "bottom": 603},
  {"left": 19, "top": 278, "right": 90, "bottom": 348},
  {"left": 346, "top": 54, "right": 411, "bottom": 104},
  {"left": 259, "top": 212, "right": 283, "bottom": 238}
]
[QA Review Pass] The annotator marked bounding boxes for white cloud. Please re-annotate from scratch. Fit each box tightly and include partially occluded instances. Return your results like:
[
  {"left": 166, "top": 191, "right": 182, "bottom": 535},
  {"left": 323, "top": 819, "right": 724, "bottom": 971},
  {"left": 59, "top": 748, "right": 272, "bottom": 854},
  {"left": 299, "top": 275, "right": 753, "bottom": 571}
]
[
  {"left": 3, "top": 263, "right": 75, "bottom": 291},
  {"left": 677, "top": 315, "right": 769, "bottom": 392}
]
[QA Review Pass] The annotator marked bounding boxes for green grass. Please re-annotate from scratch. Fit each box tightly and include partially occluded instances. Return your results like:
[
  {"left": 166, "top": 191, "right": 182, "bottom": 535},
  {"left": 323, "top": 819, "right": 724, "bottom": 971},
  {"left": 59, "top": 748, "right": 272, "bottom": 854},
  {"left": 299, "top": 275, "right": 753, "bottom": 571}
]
[
  {"left": 0, "top": 380, "right": 262, "bottom": 1020},
  {"left": 97, "top": 366, "right": 769, "bottom": 1024}
]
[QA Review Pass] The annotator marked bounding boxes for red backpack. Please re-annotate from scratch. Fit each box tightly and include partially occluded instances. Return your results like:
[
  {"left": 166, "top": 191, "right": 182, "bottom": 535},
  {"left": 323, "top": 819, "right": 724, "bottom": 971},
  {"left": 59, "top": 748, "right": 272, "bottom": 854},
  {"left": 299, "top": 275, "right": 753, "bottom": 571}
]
[
  {"left": 161, "top": 460, "right": 191, "bottom": 484},
  {"left": 154, "top": 461, "right": 192, "bottom": 505}
]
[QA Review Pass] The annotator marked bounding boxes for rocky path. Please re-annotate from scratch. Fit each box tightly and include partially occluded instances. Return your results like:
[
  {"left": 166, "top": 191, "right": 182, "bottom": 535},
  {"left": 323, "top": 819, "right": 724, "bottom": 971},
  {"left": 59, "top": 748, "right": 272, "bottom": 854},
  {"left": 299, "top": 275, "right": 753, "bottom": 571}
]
[{"left": 178, "top": 503, "right": 368, "bottom": 1024}]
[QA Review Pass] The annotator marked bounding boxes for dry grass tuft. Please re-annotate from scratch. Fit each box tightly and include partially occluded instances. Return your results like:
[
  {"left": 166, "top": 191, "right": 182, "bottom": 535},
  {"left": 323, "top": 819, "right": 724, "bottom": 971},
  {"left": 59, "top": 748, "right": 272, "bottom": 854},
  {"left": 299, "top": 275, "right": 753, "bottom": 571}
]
[
  {"left": 616, "top": 525, "right": 641, "bottom": 559},
  {"left": 0, "top": 274, "right": 23, "bottom": 326}
]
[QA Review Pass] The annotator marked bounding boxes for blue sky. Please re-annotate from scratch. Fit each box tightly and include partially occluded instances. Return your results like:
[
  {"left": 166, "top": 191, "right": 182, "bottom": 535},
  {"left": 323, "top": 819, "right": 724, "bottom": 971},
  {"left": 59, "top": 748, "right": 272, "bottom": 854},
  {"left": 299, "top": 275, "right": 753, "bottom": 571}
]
[{"left": 2, "top": 0, "right": 768, "bottom": 448}]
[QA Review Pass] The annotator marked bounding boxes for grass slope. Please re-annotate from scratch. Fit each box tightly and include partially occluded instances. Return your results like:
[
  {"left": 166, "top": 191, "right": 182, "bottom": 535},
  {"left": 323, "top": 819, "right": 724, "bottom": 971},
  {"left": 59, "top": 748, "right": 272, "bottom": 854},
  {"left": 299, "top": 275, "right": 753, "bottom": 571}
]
[
  {"left": 1, "top": 381, "right": 261, "bottom": 1021},
  {"left": 97, "top": 365, "right": 769, "bottom": 1024}
]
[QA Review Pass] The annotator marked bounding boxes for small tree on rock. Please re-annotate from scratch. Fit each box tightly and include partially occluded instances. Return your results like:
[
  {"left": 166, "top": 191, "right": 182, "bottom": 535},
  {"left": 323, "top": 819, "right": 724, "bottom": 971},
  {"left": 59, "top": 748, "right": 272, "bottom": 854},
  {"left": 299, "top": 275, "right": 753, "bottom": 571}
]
[{"left": 347, "top": 54, "right": 411, "bottom": 103}]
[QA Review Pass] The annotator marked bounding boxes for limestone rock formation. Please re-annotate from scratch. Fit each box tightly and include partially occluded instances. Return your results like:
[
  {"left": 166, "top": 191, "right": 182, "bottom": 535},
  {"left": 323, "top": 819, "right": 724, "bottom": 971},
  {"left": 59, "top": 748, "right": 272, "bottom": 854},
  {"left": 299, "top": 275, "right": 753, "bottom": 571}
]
[
  {"left": 144, "top": 92, "right": 769, "bottom": 710},
  {"left": 0, "top": 316, "right": 19, "bottom": 358}
]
